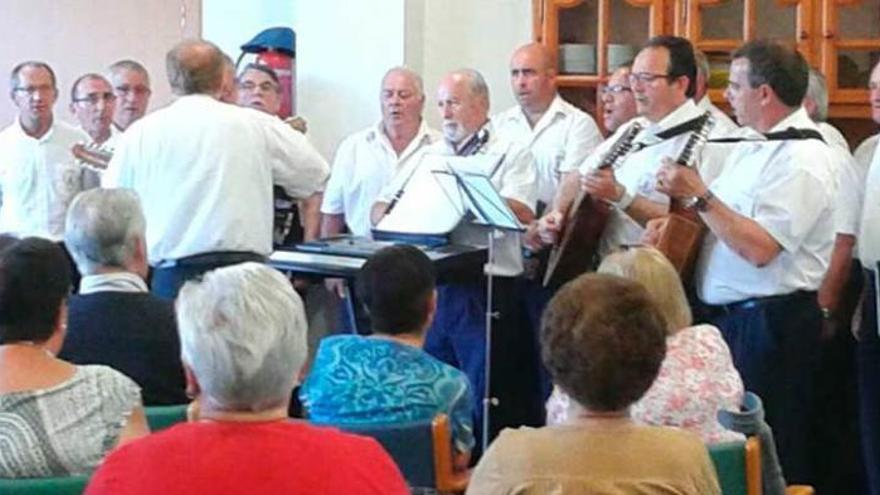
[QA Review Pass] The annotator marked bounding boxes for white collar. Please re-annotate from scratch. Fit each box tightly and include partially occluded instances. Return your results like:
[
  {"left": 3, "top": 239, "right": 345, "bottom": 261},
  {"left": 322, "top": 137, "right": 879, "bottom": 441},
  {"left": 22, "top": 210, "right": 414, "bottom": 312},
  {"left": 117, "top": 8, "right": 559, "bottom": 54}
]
[{"left": 79, "top": 271, "right": 148, "bottom": 295}]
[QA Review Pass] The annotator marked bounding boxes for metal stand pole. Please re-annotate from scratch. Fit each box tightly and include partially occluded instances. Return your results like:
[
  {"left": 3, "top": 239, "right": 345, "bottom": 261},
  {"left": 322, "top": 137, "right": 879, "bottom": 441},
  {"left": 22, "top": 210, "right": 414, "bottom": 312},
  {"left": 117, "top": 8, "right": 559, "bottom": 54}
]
[{"left": 482, "top": 229, "right": 499, "bottom": 454}]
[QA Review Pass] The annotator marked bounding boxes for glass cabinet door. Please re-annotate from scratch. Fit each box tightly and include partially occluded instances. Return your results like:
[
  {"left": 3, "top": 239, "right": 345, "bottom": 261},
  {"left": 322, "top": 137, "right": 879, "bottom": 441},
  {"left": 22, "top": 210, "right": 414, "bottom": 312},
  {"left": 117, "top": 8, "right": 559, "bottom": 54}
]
[{"left": 821, "top": 0, "right": 880, "bottom": 108}]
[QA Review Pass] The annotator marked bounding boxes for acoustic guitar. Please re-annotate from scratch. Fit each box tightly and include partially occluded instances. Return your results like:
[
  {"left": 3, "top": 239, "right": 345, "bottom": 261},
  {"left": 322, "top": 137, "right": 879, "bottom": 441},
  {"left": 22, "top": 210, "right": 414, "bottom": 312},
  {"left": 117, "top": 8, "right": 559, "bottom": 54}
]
[
  {"left": 542, "top": 121, "right": 644, "bottom": 288},
  {"left": 655, "top": 112, "right": 715, "bottom": 279},
  {"left": 71, "top": 143, "right": 113, "bottom": 172}
]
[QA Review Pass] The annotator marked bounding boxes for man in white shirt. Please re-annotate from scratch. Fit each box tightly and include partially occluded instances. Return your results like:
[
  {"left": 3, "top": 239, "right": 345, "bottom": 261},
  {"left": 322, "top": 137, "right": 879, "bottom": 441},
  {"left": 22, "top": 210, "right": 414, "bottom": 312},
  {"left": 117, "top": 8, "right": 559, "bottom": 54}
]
[
  {"left": 694, "top": 49, "right": 739, "bottom": 135},
  {"left": 537, "top": 36, "right": 726, "bottom": 266},
  {"left": 654, "top": 40, "right": 836, "bottom": 485},
  {"left": 373, "top": 68, "right": 541, "bottom": 452},
  {"left": 238, "top": 63, "right": 321, "bottom": 245},
  {"left": 0, "top": 61, "right": 93, "bottom": 241},
  {"left": 107, "top": 60, "right": 152, "bottom": 133},
  {"left": 855, "top": 59, "right": 880, "bottom": 495},
  {"left": 323, "top": 67, "right": 439, "bottom": 239},
  {"left": 493, "top": 43, "right": 602, "bottom": 211},
  {"left": 106, "top": 40, "right": 329, "bottom": 299},
  {"left": 69, "top": 73, "right": 119, "bottom": 155}
]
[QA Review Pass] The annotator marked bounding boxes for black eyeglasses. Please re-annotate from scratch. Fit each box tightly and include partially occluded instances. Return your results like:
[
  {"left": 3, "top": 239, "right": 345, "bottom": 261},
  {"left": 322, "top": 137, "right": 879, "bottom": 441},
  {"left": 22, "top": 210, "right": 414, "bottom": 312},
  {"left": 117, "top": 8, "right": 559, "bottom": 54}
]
[
  {"left": 601, "top": 84, "right": 632, "bottom": 95},
  {"left": 73, "top": 92, "right": 116, "bottom": 105},
  {"left": 628, "top": 72, "right": 676, "bottom": 85}
]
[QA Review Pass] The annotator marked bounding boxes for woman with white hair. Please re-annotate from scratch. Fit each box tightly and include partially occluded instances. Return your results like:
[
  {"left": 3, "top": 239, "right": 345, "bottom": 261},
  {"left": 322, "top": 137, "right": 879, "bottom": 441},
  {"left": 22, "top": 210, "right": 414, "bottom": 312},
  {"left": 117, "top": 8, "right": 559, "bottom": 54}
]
[
  {"left": 87, "top": 263, "right": 408, "bottom": 495},
  {"left": 546, "top": 246, "right": 744, "bottom": 444}
]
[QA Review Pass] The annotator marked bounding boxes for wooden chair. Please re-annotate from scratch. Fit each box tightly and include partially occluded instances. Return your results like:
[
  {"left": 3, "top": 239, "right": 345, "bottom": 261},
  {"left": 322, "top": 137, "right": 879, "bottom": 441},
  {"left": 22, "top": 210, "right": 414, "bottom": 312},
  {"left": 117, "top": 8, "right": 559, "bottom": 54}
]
[
  {"left": 328, "top": 413, "right": 469, "bottom": 494},
  {"left": 0, "top": 474, "right": 89, "bottom": 494},
  {"left": 708, "top": 437, "right": 815, "bottom": 495},
  {"left": 145, "top": 403, "right": 189, "bottom": 432}
]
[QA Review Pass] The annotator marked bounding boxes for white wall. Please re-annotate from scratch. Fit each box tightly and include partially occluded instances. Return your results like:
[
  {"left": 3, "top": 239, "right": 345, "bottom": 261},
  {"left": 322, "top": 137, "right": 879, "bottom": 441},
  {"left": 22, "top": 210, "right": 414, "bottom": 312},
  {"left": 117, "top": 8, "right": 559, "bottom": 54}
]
[{"left": 417, "top": 0, "right": 532, "bottom": 129}]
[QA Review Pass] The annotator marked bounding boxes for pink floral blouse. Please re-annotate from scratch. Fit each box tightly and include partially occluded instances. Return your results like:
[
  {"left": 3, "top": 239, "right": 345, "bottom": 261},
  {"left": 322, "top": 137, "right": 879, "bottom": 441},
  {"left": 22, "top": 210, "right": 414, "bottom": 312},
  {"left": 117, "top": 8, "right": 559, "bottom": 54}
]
[{"left": 546, "top": 324, "right": 745, "bottom": 444}]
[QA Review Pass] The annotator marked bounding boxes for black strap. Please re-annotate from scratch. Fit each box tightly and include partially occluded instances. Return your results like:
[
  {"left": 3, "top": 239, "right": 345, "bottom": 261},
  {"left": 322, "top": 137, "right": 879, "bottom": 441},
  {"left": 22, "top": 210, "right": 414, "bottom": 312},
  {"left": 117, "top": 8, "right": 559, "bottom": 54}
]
[
  {"left": 709, "top": 127, "right": 826, "bottom": 144},
  {"left": 456, "top": 127, "right": 490, "bottom": 156},
  {"left": 631, "top": 114, "right": 709, "bottom": 152}
]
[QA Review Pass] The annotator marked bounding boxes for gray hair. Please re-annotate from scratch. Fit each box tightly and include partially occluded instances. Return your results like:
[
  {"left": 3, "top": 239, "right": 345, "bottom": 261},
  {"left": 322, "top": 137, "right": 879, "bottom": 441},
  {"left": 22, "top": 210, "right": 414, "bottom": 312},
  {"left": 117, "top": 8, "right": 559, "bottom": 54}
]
[
  {"left": 452, "top": 68, "right": 490, "bottom": 107},
  {"left": 805, "top": 67, "right": 829, "bottom": 122},
  {"left": 64, "top": 188, "right": 146, "bottom": 275},
  {"left": 382, "top": 66, "right": 425, "bottom": 98},
  {"left": 107, "top": 59, "right": 151, "bottom": 87},
  {"left": 694, "top": 49, "right": 710, "bottom": 79},
  {"left": 176, "top": 263, "right": 308, "bottom": 412}
]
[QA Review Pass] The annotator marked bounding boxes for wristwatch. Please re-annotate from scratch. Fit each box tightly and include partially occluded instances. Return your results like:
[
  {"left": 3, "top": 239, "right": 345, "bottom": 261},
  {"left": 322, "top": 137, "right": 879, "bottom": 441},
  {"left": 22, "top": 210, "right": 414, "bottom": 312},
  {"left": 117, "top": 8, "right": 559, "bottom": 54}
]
[
  {"left": 691, "top": 189, "right": 715, "bottom": 212},
  {"left": 612, "top": 186, "right": 636, "bottom": 210}
]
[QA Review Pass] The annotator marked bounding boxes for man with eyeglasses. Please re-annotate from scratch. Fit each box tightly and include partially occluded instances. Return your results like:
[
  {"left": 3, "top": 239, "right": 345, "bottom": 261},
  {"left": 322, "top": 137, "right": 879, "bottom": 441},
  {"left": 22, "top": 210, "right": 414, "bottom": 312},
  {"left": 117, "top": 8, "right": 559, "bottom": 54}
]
[
  {"left": 69, "top": 73, "right": 118, "bottom": 148},
  {"left": 107, "top": 60, "right": 152, "bottom": 133},
  {"left": 601, "top": 64, "right": 638, "bottom": 134},
  {"left": 652, "top": 40, "right": 836, "bottom": 486},
  {"left": 237, "top": 63, "right": 321, "bottom": 247},
  {"left": 535, "top": 36, "right": 727, "bottom": 259},
  {"left": 0, "top": 61, "right": 94, "bottom": 242}
]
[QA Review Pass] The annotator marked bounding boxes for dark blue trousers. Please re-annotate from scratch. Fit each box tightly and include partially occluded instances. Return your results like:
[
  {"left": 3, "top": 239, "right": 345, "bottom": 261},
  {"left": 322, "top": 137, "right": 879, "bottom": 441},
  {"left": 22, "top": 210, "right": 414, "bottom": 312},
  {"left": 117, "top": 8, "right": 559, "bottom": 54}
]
[
  {"left": 860, "top": 269, "right": 880, "bottom": 495},
  {"left": 150, "top": 252, "right": 266, "bottom": 300},
  {"left": 424, "top": 278, "right": 544, "bottom": 459},
  {"left": 703, "top": 291, "right": 821, "bottom": 485}
]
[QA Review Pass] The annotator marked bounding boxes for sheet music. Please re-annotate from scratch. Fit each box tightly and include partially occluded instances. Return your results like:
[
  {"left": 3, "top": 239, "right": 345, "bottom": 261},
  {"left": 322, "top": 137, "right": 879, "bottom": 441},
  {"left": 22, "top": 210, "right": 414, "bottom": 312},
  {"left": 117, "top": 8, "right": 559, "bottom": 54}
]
[{"left": 375, "top": 153, "right": 504, "bottom": 235}]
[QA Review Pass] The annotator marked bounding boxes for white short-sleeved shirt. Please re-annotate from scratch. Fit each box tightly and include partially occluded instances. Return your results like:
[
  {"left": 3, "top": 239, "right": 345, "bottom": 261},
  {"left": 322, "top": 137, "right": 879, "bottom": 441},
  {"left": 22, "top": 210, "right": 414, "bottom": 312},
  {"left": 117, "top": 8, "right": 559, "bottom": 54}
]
[
  {"left": 695, "top": 108, "right": 836, "bottom": 305},
  {"left": 492, "top": 95, "right": 602, "bottom": 207},
  {"left": 858, "top": 134, "right": 880, "bottom": 269},
  {"left": 697, "top": 96, "right": 740, "bottom": 137},
  {"left": 379, "top": 123, "right": 538, "bottom": 277},
  {"left": 577, "top": 99, "right": 727, "bottom": 256},
  {"left": 105, "top": 95, "right": 329, "bottom": 264},
  {"left": 320, "top": 120, "right": 439, "bottom": 237},
  {"left": 0, "top": 118, "right": 92, "bottom": 240},
  {"left": 816, "top": 122, "right": 862, "bottom": 236}
]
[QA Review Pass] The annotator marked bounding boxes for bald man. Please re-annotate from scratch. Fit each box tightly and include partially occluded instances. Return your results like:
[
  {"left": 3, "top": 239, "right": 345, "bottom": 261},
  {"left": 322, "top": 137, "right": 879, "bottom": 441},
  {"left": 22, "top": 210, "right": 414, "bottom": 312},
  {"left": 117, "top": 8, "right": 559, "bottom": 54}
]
[
  {"left": 105, "top": 40, "right": 329, "bottom": 299},
  {"left": 494, "top": 43, "right": 602, "bottom": 210}
]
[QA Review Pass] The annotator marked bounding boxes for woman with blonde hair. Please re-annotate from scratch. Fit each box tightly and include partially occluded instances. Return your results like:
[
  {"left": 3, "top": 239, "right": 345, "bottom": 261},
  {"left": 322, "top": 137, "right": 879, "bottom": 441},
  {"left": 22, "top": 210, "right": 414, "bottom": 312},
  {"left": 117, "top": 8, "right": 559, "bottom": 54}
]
[{"left": 546, "top": 246, "right": 744, "bottom": 444}]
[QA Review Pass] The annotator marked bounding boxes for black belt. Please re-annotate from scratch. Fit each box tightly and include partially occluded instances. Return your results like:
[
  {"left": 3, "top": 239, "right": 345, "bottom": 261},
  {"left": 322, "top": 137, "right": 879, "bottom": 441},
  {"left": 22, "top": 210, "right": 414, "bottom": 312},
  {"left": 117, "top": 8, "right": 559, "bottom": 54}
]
[
  {"left": 153, "top": 251, "right": 266, "bottom": 269},
  {"left": 700, "top": 290, "right": 816, "bottom": 318}
]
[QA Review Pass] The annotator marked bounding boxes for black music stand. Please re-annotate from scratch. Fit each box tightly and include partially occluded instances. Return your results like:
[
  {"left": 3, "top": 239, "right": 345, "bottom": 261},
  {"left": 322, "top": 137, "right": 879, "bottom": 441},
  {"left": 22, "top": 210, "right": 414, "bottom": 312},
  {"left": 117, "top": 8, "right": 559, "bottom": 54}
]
[{"left": 432, "top": 168, "right": 525, "bottom": 453}]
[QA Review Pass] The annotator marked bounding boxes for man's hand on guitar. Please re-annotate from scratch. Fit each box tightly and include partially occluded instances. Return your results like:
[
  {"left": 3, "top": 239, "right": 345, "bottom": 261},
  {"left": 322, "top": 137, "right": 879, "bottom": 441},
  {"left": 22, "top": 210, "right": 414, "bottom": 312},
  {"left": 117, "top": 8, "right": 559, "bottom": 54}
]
[
  {"left": 656, "top": 158, "right": 706, "bottom": 199},
  {"left": 537, "top": 209, "right": 565, "bottom": 245},
  {"left": 582, "top": 168, "right": 621, "bottom": 203},
  {"left": 641, "top": 216, "right": 669, "bottom": 247}
]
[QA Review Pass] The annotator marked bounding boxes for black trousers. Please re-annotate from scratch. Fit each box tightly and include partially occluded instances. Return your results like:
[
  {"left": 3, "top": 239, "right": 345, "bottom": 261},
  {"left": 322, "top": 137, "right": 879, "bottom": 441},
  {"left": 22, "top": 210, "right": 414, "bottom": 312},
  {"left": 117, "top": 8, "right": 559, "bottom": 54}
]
[{"left": 150, "top": 251, "right": 266, "bottom": 300}]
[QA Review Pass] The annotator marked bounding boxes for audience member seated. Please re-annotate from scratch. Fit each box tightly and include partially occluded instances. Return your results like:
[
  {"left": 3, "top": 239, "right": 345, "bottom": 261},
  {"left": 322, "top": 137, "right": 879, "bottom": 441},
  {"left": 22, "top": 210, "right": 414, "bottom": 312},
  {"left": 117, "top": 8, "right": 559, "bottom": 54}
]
[
  {"left": 300, "top": 245, "right": 474, "bottom": 465},
  {"left": 86, "top": 263, "right": 408, "bottom": 494},
  {"left": 59, "top": 189, "right": 186, "bottom": 405},
  {"left": 467, "top": 273, "right": 720, "bottom": 494},
  {"left": 0, "top": 237, "right": 148, "bottom": 478},
  {"left": 546, "top": 247, "right": 744, "bottom": 444}
]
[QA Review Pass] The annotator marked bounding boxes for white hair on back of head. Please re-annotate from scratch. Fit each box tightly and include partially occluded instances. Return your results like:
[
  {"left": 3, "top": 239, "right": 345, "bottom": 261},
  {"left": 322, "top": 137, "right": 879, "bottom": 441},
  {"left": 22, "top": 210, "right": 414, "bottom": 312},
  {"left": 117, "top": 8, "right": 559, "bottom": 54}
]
[
  {"left": 176, "top": 262, "right": 308, "bottom": 412},
  {"left": 805, "top": 67, "right": 829, "bottom": 122}
]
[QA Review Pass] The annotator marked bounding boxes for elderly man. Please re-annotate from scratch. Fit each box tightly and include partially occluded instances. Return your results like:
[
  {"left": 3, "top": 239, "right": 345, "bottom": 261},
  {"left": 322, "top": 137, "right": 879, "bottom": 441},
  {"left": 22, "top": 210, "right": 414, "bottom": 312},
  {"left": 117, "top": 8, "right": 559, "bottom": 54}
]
[
  {"left": 537, "top": 36, "right": 727, "bottom": 263},
  {"left": 107, "top": 59, "right": 152, "bottom": 133},
  {"left": 60, "top": 188, "right": 186, "bottom": 406},
  {"left": 238, "top": 63, "right": 321, "bottom": 244},
  {"left": 324, "top": 67, "right": 438, "bottom": 239},
  {"left": 855, "top": 58, "right": 880, "bottom": 495},
  {"left": 655, "top": 40, "right": 836, "bottom": 485},
  {"left": 86, "top": 263, "right": 408, "bottom": 494},
  {"left": 601, "top": 64, "right": 638, "bottom": 134},
  {"left": 105, "top": 40, "right": 329, "bottom": 299},
  {"left": 374, "top": 68, "right": 541, "bottom": 451},
  {"left": 0, "top": 61, "right": 93, "bottom": 241},
  {"left": 693, "top": 49, "right": 739, "bottom": 134},
  {"left": 69, "top": 73, "right": 117, "bottom": 148}
]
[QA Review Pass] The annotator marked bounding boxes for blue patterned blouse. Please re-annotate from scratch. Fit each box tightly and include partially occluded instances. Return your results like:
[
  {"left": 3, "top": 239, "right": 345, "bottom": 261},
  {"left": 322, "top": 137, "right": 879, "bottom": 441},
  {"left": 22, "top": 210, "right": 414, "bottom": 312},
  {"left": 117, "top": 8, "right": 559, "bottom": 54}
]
[{"left": 300, "top": 335, "right": 475, "bottom": 452}]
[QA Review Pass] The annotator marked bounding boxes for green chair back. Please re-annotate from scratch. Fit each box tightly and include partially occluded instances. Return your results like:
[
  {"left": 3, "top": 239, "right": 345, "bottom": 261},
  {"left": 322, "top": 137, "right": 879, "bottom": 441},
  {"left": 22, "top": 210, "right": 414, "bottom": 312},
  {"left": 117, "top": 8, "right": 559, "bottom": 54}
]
[
  {"left": 0, "top": 474, "right": 89, "bottom": 494},
  {"left": 145, "top": 404, "right": 188, "bottom": 432}
]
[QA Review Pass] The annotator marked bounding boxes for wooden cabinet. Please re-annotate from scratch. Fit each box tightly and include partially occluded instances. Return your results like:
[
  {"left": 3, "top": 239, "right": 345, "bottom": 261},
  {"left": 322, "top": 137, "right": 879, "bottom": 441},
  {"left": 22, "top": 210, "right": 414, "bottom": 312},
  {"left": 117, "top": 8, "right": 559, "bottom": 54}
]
[{"left": 534, "top": 0, "right": 880, "bottom": 125}]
